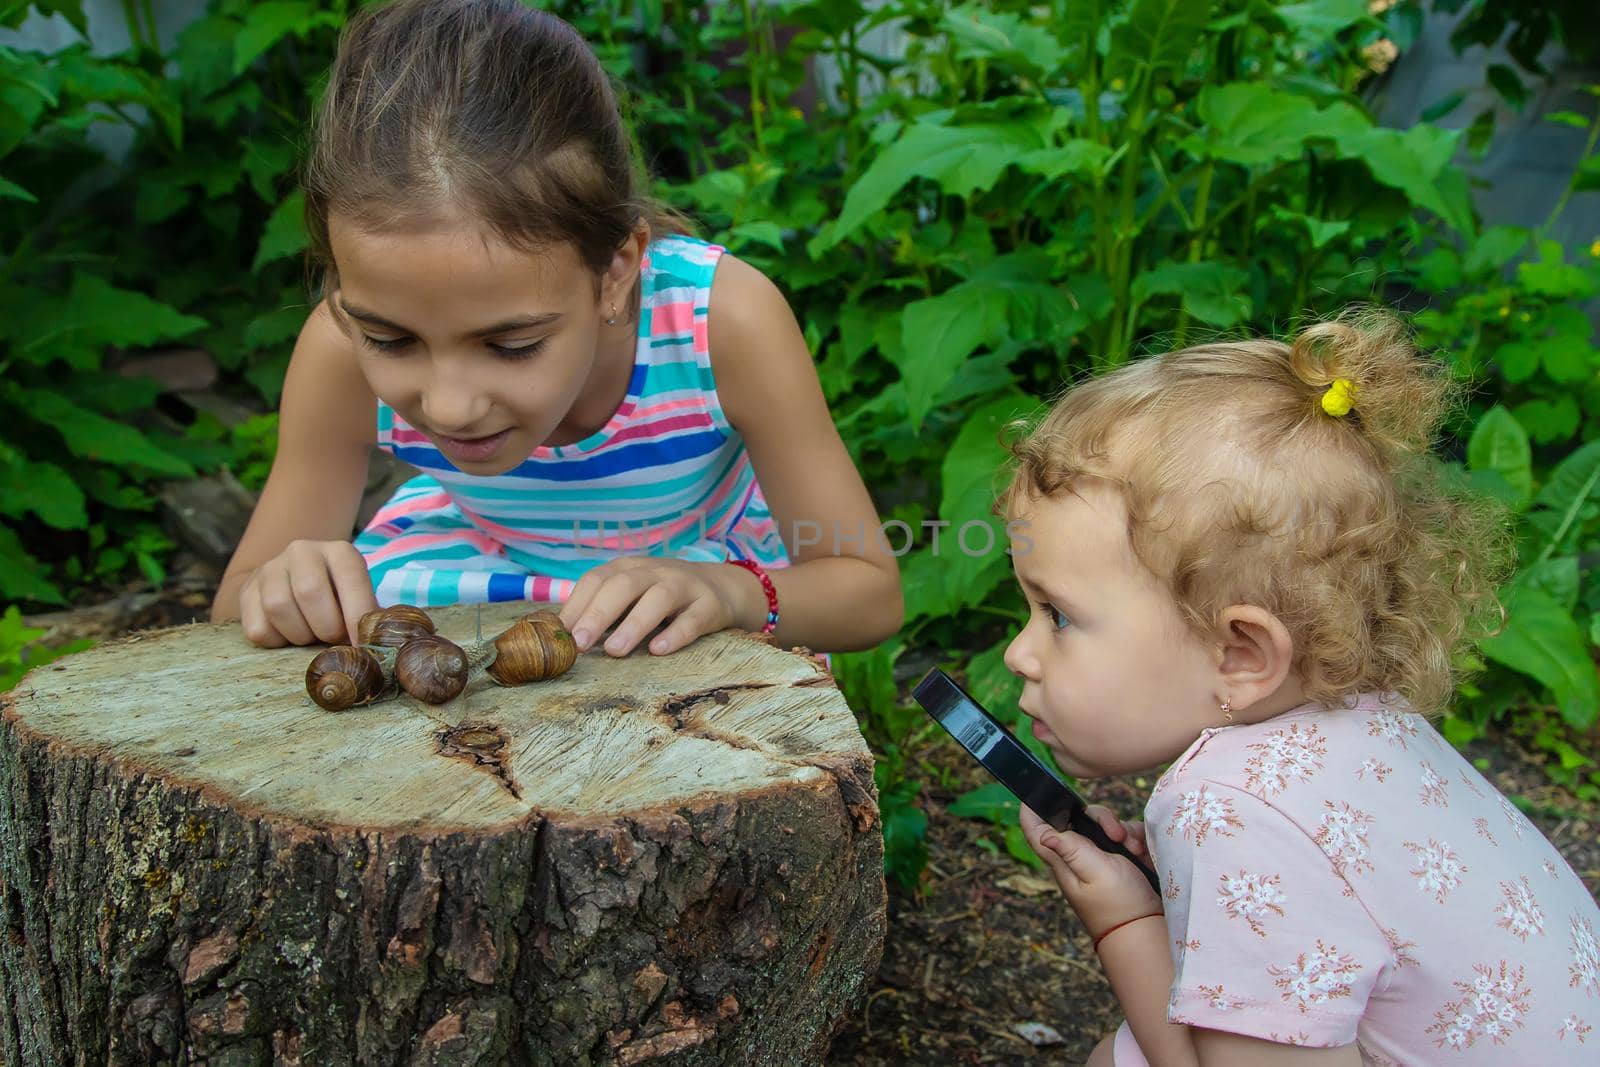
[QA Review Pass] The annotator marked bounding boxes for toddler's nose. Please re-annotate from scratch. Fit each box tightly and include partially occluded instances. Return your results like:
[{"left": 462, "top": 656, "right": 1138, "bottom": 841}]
[{"left": 1002, "top": 631, "right": 1035, "bottom": 680}]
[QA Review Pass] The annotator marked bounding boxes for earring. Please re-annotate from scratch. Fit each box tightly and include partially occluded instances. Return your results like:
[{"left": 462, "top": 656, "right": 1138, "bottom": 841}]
[
  {"left": 1220, "top": 700, "right": 1233, "bottom": 724},
  {"left": 605, "top": 302, "right": 619, "bottom": 327}
]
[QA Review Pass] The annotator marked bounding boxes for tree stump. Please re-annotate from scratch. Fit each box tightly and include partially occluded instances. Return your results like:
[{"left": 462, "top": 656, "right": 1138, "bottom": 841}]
[{"left": 0, "top": 603, "right": 885, "bottom": 1066}]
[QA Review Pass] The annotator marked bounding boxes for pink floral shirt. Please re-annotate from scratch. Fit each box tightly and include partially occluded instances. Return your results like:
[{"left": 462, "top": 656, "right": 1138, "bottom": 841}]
[{"left": 1145, "top": 693, "right": 1600, "bottom": 1062}]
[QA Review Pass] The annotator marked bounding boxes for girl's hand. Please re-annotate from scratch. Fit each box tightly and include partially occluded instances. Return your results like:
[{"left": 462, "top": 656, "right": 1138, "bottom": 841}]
[
  {"left": 238, "top": 540, "right": 378, "bottom": 648},
  {"left": 560, "top": 557, "right": 761, "bottom": 657},
  {"left": 1020, "top": 804, "right": 1164, "bottom": 940}
]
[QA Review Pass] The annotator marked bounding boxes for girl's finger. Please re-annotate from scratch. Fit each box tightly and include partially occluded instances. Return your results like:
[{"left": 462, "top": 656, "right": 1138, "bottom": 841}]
[
  {"left": 602, "top": 582, "right": 682, "bottom": 657},
  {"left": 325, "top": 544, "right": 379, "bottom": 646},
  {"left": 567, "top": 568, "right": 649, "bottom": 651},
  {"left": 239, "top": 577, "right": 288, "bottom": 648},
  {"left": 1019, "top": 806, "right": 1081, "bottom": 893},
  {"left": 646, "top": 595, "right": 719, "bottom": 655},
  {"left": 559, "top": 569, "right": 605, "bottom": 641},
  {"left": 258, "top": 567, "right": 316, "bottom": 647}
]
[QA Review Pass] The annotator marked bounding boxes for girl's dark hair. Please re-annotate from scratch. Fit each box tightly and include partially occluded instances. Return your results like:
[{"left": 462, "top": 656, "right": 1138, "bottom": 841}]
[{"left": 302, "top": 0, "right": 691, "bottom": 318}]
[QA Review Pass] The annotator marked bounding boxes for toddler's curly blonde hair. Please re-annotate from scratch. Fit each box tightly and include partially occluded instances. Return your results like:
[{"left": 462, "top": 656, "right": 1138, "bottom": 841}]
[{"left": 996, "top": 308, "right": 1514, "bottom": 716}]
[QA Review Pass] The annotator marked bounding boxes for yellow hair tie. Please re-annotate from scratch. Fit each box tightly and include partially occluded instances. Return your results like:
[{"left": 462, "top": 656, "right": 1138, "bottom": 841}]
[{"left": 1321, "top": 378, "right": 1358, "bottom": 418}]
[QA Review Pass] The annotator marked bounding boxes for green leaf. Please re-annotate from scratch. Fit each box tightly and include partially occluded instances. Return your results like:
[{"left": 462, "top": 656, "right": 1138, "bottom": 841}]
[
  {"left": 0, "top": 525, "right": 63, "bottom": 605},
  {"left": 1545, "top": 110, "right": 1593, "bottom": 130},
  {"left": 0, "top": 173, "right": 34, "bottom": 202},
  {"left": 1108, "top": 0, "right": 1209, "bottom": 82},
  {"left": 826, "top": 121, "right": 1047, "bottom": 247},
  {"left": 252, "top": 189, "right": 307, "bottom": 272},
  {"left": 1514, "top": 556, "right": 1579, "bottom": 614},
  {"left": 967, "top": 635, "right": 1055, "bottom": 764},
  {"left": 12, "top": 273, "right": 207, "bottom": 370},
  {"left": 1479, "top": 585, "right": 1600, "bottom": 729},
  {"left": 1463, "top": 225, "right": 1529, "bottom": 275},
  {"left": 1466, "top": 405, "right": 1532, "bottom": 506},
  {"left": 1494, "top": 341, "right": 1540, "bottom": 384},
  {"left": 243, "top": 305, "right": 310, "bottom": 351},
  {"left": 1274, "top": 0, "right": 1369, "bottom": 43},
  {"left": 880, "top": 788, "right": 928, "bottom": 889},
  {"left": 1517, "top": 240, "right": 1597, "bottom": 299},
  {"left": 899, "top": 284, "right": 1011, "bottom": 428},
  {"left": 1195, "top": 82, "right": 1319, "bottom": 165},
  {"left": 1486, "top": 63, "right": 1528, "bottom": 111},
  {"left": 233, "top": 2, "right": 341, "bottom": 75},
  {"left": 1512, "top": 397, "right": 1579, "bottom": 444},
  {"left": 941, "top": 5, "right": 1068, "bottom": 79},
  {"left": 933, "top": 392, "right": 1034, "bottom": 612},
  {"left": 0, "top": 456, "right": 86, "bottom": 529},
  {"left": 1326, "top": 113, "right": 1469, "bottom": 232},
  {"left": 1132, "top": 261, "right": 1252, "bottom": 327},
  {"left": 725, "top": 220, "right": 785, "bottom": 253},
  {"left": 3, "top": 385, "right": 194, "bottom": 477},
  {"left": 1014, "top": 139, "right": 1112, "bottom": 180},
  {"left": 947, "top": 782, "right": 1019, "bottom": 825}
]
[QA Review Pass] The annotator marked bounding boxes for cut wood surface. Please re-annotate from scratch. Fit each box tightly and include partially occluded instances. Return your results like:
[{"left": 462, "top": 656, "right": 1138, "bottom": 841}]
[{"left": 0, "top": 603, "right": 886, "bottom": 1066}]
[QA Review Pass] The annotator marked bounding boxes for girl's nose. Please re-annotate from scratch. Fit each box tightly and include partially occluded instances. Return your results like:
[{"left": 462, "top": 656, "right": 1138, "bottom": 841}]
[{"left": 419, "top": 373, "right": 490, "bottom": 434}]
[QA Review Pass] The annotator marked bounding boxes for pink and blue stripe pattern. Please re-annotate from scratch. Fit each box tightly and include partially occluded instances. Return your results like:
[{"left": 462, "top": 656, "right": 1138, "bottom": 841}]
[{"left": 354, "top": 234, "right": 791, "bottom": 609}]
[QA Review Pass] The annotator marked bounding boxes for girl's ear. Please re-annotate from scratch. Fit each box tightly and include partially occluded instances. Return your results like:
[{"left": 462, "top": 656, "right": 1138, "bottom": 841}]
[
  {"left": 1214, "top": 605, "right": 1295, "bottom": 719},
  {"left": 601, "top": 224, "right": 650, "bottom": 302}
]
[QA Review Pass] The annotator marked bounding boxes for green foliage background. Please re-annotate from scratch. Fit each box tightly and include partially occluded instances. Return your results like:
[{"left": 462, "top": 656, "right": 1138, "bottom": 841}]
[{"left": 3, "top": 0, "right": 1599, "bottom": 886}]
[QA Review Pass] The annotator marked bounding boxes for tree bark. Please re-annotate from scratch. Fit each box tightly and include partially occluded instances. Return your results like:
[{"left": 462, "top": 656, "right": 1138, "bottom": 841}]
[{"left": 0, "top": 603, "right": 884, "bottom": 1066}]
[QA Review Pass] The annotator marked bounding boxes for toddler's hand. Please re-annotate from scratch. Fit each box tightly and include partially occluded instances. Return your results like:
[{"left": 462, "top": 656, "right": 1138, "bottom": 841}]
[
  {"left": 560, "top": 557, "right": 758, "bottom": 657},
  {"left": 238, "top": 540, "right": 378, "bottom": 648},
  {"left": 1083, "top": 804, "right": 1155, "bottom": 871},
  {"left": 1020, "top": 804, "right": 1163, "bottom": 941}
]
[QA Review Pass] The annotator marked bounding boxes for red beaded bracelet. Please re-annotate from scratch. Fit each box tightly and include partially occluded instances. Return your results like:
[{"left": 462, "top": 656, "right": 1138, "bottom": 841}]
[{"left": 725, "top": 558, "right": 779, "bottom": 634}]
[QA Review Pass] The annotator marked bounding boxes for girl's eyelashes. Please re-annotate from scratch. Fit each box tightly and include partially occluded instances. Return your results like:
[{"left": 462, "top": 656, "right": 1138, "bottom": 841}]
[{"left": 359, "top": 335, "right": 549, "bottom": 360}]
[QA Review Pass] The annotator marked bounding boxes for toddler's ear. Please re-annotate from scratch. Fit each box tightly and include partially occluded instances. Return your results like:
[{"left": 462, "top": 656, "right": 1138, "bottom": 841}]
[{"left": 1214, "top": 605, "right": 1295, "bottom": 715}]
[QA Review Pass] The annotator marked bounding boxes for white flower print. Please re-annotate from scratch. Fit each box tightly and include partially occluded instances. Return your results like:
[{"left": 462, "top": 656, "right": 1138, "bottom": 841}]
[
  {"left": 1314, "top": 801, "right": 1374, "bottom": 879},
  {"left": 1557, "top": 1014, "right": 1592, "bottom": 1043},
  {"left": 1244, "top": 723, "right": 1326, "bottom": 796},
  {"left": 1355, "top": 757, "right": 1391, "bottom": 782},
  {"left": 1269, "top": 940, "right": 1362, "bottom": 1011},
  {"left": 1544, "top": 860, "right": 1560, "bottom": 879},
  {"left": 1216, "top": 870, "right": 1286, "bottom": 937},
  {"left": 1474, "top": 817, "right": 1496, "bottom": 846},
  {"left": 1197, "top": 984, "right": 1245, "bottom": 1012},
  {"left": 1425, "top": 961, "right": 1531, "bottom": 1049},
  {"left": 1366, "top": 711, "right": 1418, "bottom": 749},
  {"left": 1167, "top": 786, "right": 1243, "bottom": 846},
  {"left": 1383, "top": 928, "right": 1419, "bottom": 969},
  {"left": 1494, "top": 877, "right": 1544, "bottom": 942},
  {"left": 1497, "top": 795, "right": 1526, "bottom": 839},
  {"left": 1418, "top": 760, "right": 1449, "bottom": 807},
  {"left": 1404, "top": 838, "right": 1467, "bottom": 903},
  {"left": 1571, "top": 915, "right": 1600, "bottom": 998}
]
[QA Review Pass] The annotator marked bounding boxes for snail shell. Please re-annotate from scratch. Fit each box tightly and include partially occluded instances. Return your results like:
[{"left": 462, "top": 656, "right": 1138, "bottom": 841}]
[
  {"left": 394, "top": 633, "right": 469, "bottom": 704},
  {"left": 487, "top": 614, "right": 577, "bottom": 685},
  {"left": 306, "top": 645, "right": 388, "bottom": 711},
  {"left": 357, "top": 605, "right": 436, "bottom": 648}
]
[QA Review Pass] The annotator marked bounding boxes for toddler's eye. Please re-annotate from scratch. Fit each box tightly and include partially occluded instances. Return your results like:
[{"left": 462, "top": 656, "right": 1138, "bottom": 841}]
[{"left": 1036, "top": 600, "right": 1071, "bottom": 631}]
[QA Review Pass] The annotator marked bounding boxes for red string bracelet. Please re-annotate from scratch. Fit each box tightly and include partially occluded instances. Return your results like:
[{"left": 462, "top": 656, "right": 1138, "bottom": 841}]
[
  {"left": 725, "top": 558, "right": 779, "bottom": 634},
  {"left": 1092, "top": 913, "right": 1163, "bottom": 954}
]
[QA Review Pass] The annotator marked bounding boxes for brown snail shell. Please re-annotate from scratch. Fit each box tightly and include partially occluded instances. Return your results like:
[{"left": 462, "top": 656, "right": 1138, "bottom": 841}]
[
  {"left": 357, "top": 605, "right": 436, "bottom": 648},
  {"left": 394, "top": 633, "right": 469, "bottom": 704},
  {"left": 306, "top": 645, "right": 387, "bottom": 711},
  {"left": 487, "top": 614, "right": 577, "bottom": 685}
]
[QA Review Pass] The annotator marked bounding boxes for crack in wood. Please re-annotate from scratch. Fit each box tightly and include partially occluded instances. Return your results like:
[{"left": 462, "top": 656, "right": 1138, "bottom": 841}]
[
  {"left": 658, "top": 683, "right": 772, "bottom": 728},
  {"left": 434, "top": 723, "right": 522, "bottom": 800}
]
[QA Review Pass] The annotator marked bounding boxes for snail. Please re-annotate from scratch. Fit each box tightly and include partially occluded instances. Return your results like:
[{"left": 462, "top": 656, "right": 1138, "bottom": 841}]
[
  {"left": 357, "top": 605, "right": 436, "bottom": 648},
  {"left": 394, "top": 633, "right": 470, "bottom": 704},
  {"left": 305, "top": 645, "right": 392, "bottom": 711},
  {"left": 485, "top": 611, "right": 578, "bottom": 685}
]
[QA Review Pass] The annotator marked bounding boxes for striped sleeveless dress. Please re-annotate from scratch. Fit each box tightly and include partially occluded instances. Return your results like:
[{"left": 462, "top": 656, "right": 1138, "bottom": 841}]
[{"left": 353, "top": 234, "right": 791, "bottom": 609}]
